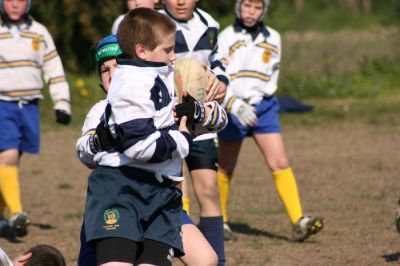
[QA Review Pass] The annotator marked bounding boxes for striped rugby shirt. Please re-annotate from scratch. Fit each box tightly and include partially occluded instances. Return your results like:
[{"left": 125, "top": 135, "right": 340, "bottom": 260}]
[
  {"left": 76, "top": 98, "right": 227, "bottom": 170},
  {"left": 95, "top": 58, "right": 193, "bottom": 180},
  {"left": 160, "top": 7, "right": 229, "bottom": 141},
  {"left": 219, "top": 23, "right": 281, "bottom": 104},
  {"left": 0, "top": 18, "right": 70, "bottom": 112}
]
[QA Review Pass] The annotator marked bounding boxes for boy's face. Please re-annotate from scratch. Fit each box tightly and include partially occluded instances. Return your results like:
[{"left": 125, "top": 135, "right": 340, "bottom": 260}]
[
  {"left": 100, "top": 58, "right": 117, "bottom": 92},
  {"left": 144, "top": 32, "right": 176, "bottom": 66},
  {"left": 3, "top": 0, "right": 27, "bottom": 23},
  {"left": 240, "top": 0, "right": 264, "bottom": 27},
  {"left": 164, "top": 0, "right": 197, "bottom": 21}
]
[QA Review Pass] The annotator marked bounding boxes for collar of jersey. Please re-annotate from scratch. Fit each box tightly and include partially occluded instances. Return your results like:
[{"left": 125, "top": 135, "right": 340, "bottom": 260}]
[
  {"left": 233, "top": 18, "right": 270, "bottom": 38},
  {"left": 164, "top": 7, "right": 208, "bottom": 26},
  {"left": 117, "top": 57, "right": 167, "bottom": 68}
]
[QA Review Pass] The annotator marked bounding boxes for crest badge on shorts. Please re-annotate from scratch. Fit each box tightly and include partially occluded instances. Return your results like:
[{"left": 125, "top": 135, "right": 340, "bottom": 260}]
[
  {"left": 32, "top": 37, "right": 40, "bottom": 52},
  {"left": 262, "top": 49, "right": 271, "bottom": 64},
  {"left": 103, "top": 208, "right": 120, "bottom": 230}
]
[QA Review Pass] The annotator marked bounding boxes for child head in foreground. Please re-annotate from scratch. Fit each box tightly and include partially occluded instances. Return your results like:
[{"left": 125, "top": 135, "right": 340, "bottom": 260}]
[
  {"left": 13, "top": 244, "right": 66, "bottom": 266},
  {"left": 117, "top": 7, "right": 176, "bottom": 66}
]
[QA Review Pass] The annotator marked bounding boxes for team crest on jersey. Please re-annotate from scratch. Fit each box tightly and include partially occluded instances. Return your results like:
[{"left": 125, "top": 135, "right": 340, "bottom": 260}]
[
  {"left": 32, "top": 37, "right": 41, "bottom": 52},
  {"left": 103, "top": 209, "right": 120, "bottom": 230},
  {"left": 262, "top": 49, "right": 271, "bottom": 64},
  {"left": 209, "top": 31, "right": 216, "bottom": 48}
]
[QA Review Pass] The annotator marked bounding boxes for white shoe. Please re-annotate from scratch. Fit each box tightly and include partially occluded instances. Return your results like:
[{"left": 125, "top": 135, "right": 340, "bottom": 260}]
[{"left": 292, "top": 215, "right": 324, "bottom": 242}]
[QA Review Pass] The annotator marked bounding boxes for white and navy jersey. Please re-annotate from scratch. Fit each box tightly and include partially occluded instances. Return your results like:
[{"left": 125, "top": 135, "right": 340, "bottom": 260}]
[
  {"left": 219, "top": 23, "right": 281, "bottom": 101},
  {"left": 0, "top": 18, "right": 70, "bottom": 111},
  {"left": 97, "top": 58, "right": 192, "bottom": 180},
  {"left": 160, "top": 7, "right": 229, "bottom": 141}
]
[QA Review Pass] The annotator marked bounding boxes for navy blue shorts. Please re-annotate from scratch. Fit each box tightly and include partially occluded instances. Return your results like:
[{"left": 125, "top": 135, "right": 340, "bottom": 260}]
[
  {"left": 79, "top": 210, "right": 194, "bottom": 265},
  {"left": 0, "top": 100, "right": 39, "bottom": 153},
  {"left": 185, "top": 139, "right": 219, "bottom": 171},
  {"left": 84, "top": 166, "right": 183, "bottom": 255},
  {"left": 218, "top": 96, "right": 281, "bottom": 141}
]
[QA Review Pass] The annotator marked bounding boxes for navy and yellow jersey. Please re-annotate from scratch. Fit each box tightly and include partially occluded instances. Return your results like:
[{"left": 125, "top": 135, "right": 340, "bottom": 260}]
[
  {"left": 97, "top": 58, "right": 192, "bottom": 180},
  {"left": 219, "top": 23, "right": 281, "bottom": 102},
  {"left": 0, "top": 18, "right": 70, "bottom": 112}
]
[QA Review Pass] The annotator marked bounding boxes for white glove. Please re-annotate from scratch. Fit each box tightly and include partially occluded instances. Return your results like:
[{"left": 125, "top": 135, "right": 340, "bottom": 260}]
[{"left": 228, "top": 97, "right": 257, "bottom": 127}]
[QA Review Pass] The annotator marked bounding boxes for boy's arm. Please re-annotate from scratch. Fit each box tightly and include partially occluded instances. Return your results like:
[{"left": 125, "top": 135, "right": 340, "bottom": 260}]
[
  {"left": 208, "top": 30, "right": 229, "bottom": 102},
  {"left": 222, "top": 89, "right": 257, "bottom": 127},
  {"left": 202, "top": 101, "right": 228, "bottom": 132},
  {"left": 264, "top": 33, "right": 282, "bottom": 96},
  {"left": 76, "top": 102, "right": 105, "bottom": 169},
  {"left": 41, "top": 27, "right": 71, "bottom": 125}
]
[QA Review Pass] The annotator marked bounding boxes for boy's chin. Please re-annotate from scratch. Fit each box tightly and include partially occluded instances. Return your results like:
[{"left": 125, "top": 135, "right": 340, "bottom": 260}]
[{"left": 7, "top": 15, "right": 25, "bottom": 23}]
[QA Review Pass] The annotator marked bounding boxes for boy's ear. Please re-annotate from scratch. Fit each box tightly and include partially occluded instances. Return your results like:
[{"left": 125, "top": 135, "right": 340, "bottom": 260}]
[{"left": 135, "top": 44, "right": 147, "bottom": 60}]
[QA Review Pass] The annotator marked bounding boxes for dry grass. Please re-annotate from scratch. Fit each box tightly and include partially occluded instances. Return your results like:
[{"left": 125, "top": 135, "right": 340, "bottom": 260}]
[{"left": 282, "top": 27, "right": 400, "bottom": 77}]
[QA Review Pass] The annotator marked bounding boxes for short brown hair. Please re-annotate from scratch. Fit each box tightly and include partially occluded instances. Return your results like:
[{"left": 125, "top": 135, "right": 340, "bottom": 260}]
[
  {"left": 117, "top": 8, "right": 176, "bottom": 59},
  {"left": 25, "top": 245, "right": 66, "bottom": 266}
]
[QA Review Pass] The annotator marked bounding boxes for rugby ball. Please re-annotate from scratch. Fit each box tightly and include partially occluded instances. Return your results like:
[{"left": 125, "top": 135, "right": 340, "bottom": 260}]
[{"left": 174, "top": 58, "right": 207, "bottom": 103}]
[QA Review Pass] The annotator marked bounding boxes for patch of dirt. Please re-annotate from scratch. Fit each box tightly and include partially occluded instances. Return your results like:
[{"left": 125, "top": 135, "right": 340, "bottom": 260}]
[{"left": 1, "top": 120, "right": 400, "bottom": 265}]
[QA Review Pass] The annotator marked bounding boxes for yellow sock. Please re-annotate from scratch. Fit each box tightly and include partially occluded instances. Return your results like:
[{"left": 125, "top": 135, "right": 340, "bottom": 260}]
[
  {"left": 182, "top": 197, "right": 190, "bottom": 215},
  {"left": 218, "top": 171, "right": 231, "bottom": 223},
  {"left": 273, "top": 167, "right": 303, "bottom": 224},
  {"left": 0, "top": 166, "right": 23, "bottom": 216}
]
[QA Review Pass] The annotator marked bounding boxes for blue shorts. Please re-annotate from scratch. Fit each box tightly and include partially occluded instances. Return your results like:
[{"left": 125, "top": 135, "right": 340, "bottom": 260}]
[
  {"left": 218, "top": 96, "right": 281, "bottom": 141},
  {"left": 84, "top": 166, "right": 183, "bottom": 255},
  {"left": 0, "top": 100, "right": 40, "bottom": 153}
]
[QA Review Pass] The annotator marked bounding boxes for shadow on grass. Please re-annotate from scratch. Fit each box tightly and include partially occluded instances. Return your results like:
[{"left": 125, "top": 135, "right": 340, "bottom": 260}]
[
  {"left": 31, "top": 222, "right": 56, "bottom": 230},
  {"left": 382, "top": 252, "right": 400, "bottom": 263},
  {"left": 230, "top": 222, "right": 290, "bottom": 241}
]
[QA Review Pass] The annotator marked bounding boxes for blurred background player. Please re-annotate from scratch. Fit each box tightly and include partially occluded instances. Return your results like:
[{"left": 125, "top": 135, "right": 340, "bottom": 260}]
[
  {"left": 217, "top": 0, "right": 323, "bottom": 242},
  {"left": 77, "top": 34, "right": 219, "bottom": 266},
  {"left": 0, "top": 0, "right": 71, "bottom": 237},
  {"left": 111, "top": 0, "right": 159, "bottom": 34},
  {"left": 161, "top": 1, "right": 228, "bottom": 265}
]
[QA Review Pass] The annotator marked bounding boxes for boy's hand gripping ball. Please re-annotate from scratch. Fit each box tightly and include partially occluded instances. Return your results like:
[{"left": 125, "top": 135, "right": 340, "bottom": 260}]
[{"left": 174, "top": 59, "right": 209, "bottom": 136}]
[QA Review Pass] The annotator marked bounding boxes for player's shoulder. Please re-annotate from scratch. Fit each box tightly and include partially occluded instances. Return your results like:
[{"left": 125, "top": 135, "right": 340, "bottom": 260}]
[
  {"left": 29, "top": 20, "right": 48, "bottom": 32},
  {"left": 89, "top": 99, "right": 107, "bottom": 115},
  {"left": 195, "top": 8, "right": 220, "bottom": 28},
  {"left": 109, "top": 65, "right": 157, "bottom": 99},
  {"left": 265, "top": 25, "right": 281, "bottom": 39},
  {"left": 219, "top": 25, "right": 235, "bottom": 37}
]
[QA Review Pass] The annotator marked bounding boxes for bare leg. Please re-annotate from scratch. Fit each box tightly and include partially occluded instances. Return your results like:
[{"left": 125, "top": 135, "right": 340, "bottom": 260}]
[{"left": 179, "top": 223, "right": 218, "bottom": 266}]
